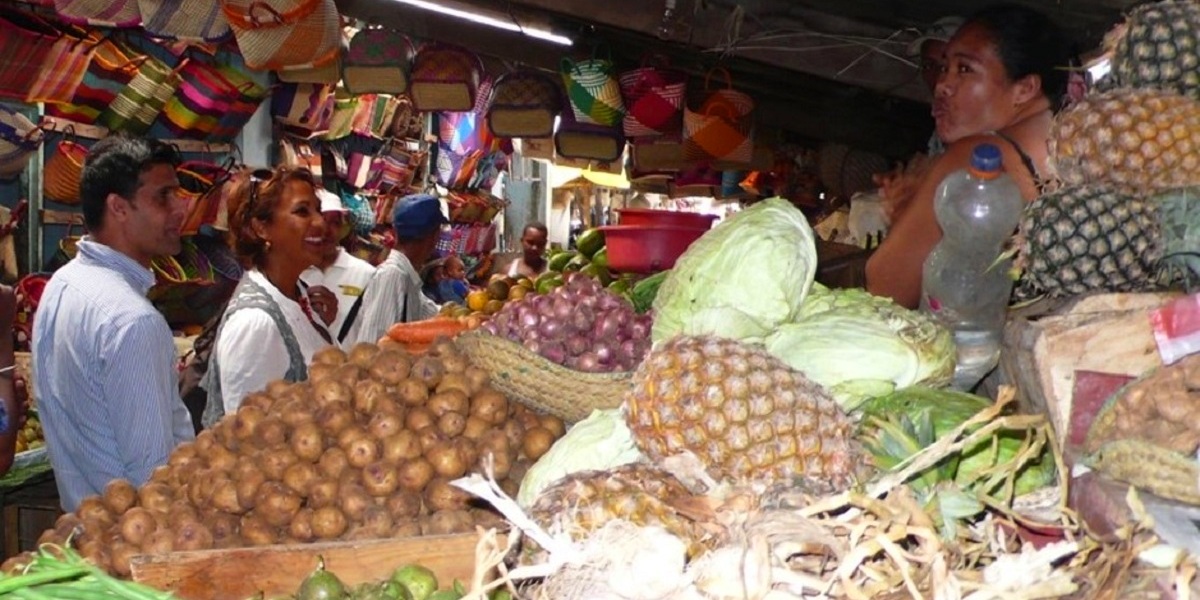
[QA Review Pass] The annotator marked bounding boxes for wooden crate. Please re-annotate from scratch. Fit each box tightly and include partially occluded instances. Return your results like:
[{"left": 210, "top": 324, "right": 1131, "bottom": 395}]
[
  {"left": 131, "top": 533, "right": 493, "bottom": 600},
  {"left": 1002, "top": 292, "right": 1181, "bottom": 449}
]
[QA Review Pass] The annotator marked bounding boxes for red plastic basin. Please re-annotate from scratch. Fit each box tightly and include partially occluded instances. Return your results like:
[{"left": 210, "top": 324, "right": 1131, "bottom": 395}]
[
  {"left": 616, "top": 208, "right": 717, "bottom": 230},
  {"left": 599, "top": 225, "right": 708, "bottom": 273}
]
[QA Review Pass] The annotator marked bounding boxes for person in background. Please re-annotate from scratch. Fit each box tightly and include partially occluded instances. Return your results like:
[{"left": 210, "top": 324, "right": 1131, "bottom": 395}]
[
  {"left": 356, "top": 194, "right": 448, "bottom": 344},
  {"left": 866, "top": 4, "right": 1071, "bottom": 308},
  {"left": 506, "top": 222, "right": 549, "bottom": 279},
  {"left": 32, "top": 135, "right": 194, "bottom": 511},
  {"left": 300, "top": 189, "right": 377, "bottom": 349},
  {"left": 0, "top": 285, "right": 28, "bottom": 477},
  {"left": 420, "top": 258, "right": 448, "bottom": 305},
  {"left": 438, "top": 255, "right": 470, "bottom": 304},
  {"left": 202, "top": 167, "right": 333, "bottom": 427},
  {"left": 873, "top": 16, "right": 965, "bottom": 223}
]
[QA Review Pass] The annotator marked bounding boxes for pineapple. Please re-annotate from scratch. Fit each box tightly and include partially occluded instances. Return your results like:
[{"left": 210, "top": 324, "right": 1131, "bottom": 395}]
[
  {"left": 526, "top": 464, "right": 709, "bottom": 556},
  {"left": 1015, "top": 185, "right": 1162, "bottom": 299},
  {"left": 623, "top": 336, "right": 864, "bottom": 493},
  {"left": 1104, "top": 0, "right": 1200, "bottom": 99},
  {"left": 1048, "top": 88, "right": 1200, "bottom": 192},
  {"left": 1155, "top": 186, "right": 1200, "bottom": 286}
]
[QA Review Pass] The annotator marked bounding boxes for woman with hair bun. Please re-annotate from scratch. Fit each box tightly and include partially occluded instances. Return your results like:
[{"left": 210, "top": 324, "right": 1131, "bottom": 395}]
[
  {"left": 866, "top": 4, "right": 1073, "bottom": 308},
  {"left": 201, "top": 167, "right": 333, "bottom": 426}
]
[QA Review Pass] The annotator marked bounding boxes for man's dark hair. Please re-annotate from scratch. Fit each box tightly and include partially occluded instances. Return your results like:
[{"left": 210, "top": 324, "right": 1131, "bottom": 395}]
[{"left": 79, "top": 135, "right": 181, "bottom": 231}]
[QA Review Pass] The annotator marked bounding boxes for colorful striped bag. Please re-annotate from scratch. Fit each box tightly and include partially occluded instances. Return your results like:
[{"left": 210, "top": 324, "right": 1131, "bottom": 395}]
[
  {"left": 0, "top": 106, "right": 44, "bottom": 181},
  {"left": 0, "top": 8, "right": 60, "bottom": 102},
  {"left": 25, "top": 31, "right": 93, "bottom": 105},
  {"left": 682, "top": 69, "right": 755, "bottom": 164},
  {"left": 271, "top": 82, "right": 336, "bottom": 134},
  {"left": 98, "top": 55, "right": 186, "bottom": 135},
  {"left": 409, "top": 43, "right": 484, "bottom": 112},
  {"left": 46, "top": 38, "right": 143, "bottom": 125},
  {"left": 560, "top": 50, "right": 625, "bottom": 128},
  {"left": 342, "top": 27, "right": 412, "bottom": 95},
  {"left": 209, "top": 63, "right": 270, "bottom": 142},
  {"left": 619, "top": 57, "right": 687, "bottom": 139},
  {"left": 161, "top": 59, "right": 256, "bottom": 139},
  {"left": 486, "top": 69, "right": 562, "bottom": 139}
]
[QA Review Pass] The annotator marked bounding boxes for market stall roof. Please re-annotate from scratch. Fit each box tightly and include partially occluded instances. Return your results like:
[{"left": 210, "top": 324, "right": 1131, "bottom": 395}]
[
  {"left": 554, "top": 172, "right": 631, "bottom": 191},
  {"left": 336, "top": 0, "right": 1136, "bottom": 158}
]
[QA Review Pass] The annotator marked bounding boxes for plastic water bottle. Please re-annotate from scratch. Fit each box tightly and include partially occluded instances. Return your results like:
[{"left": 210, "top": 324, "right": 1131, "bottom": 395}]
[{"left": 921, "top": 143, "right": 1023, "bottom": 391}]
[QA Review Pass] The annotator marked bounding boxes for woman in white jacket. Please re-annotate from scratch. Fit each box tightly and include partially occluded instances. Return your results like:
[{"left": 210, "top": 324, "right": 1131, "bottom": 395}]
[{"left": 201, "top": 167, "right": 334, "bottom": 426}]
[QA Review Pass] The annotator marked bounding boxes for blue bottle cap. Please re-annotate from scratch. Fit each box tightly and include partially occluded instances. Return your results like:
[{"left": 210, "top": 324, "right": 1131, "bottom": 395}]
[{"left": 970, "top": 143, "right": 1003, "bottom": 173}]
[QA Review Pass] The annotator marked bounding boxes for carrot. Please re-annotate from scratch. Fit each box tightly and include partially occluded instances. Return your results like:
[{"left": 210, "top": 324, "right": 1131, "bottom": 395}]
[{"left": 386, "top": 317, "right": 468, "bottom": 344}]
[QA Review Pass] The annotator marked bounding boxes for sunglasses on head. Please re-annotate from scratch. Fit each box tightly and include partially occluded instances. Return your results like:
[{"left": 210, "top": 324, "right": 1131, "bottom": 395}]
[{"left": 247, "top": 168, "right": 275, "bottom": 211}]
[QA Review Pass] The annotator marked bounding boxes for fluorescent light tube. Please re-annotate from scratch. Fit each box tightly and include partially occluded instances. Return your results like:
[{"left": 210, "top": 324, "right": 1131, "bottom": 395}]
[{"left": 390, "top": 0, "right": 574, "bottom": 46}]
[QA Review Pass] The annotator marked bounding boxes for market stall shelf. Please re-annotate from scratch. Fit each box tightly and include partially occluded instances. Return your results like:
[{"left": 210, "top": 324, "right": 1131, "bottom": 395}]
[{"left": 131, "top": 532, "right": 493, "bottom": 600}]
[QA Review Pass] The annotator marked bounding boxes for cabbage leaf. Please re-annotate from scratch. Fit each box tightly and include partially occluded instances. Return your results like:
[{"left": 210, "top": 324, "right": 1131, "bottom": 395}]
[
  {"left": 517, "top": 409, "right": 644, "bottom": 507},
  {"left": 651, "top": 198, "right": 817, "bottom": 344}
]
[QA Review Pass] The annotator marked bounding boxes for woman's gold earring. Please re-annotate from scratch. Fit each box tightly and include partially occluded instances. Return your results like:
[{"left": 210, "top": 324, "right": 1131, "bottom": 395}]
[{"left": 264, "top": 240, "right": 272, "bottom": 252}]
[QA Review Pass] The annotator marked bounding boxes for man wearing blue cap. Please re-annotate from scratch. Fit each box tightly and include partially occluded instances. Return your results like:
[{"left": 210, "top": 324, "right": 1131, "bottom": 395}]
[{"left": 356, "top": 194, "right": 449, "bottom": 344}]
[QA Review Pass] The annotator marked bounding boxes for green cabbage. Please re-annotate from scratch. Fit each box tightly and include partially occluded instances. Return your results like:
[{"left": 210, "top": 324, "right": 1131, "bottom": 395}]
[
  {"left": 764, "top": 286, "right": 956, "bottom": 410},
  {"left": 517, "top": 409, "right": 644, "bottom": 508},
  {"left": 651, "top": 198, "right": 817, "bottom": 344}
]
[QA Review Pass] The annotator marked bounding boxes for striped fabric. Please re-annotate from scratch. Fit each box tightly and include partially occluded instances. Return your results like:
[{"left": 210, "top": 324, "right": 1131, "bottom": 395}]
[
  {"left": 32, "top": 240, "right": 194, "bottom": 512},
  {"left": 46, "top": 38, "right": 140, "bottom": 125},
  {"left": 25, "top": 34, "right": 93, "bottom": 104},
  {"left": 97, "top": 55, "right": 182, "bottom": 135},
  {"left": 355, "top": 250, "right": 438, "bottom": 345},
  {"left": 0, "top": 9, "right": 59, "bottom": 102}
]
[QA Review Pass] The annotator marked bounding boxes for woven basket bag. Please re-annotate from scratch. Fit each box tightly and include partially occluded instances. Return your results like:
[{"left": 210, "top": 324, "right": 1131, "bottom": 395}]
[
  {"left": 220, "top": 0, "right": 340, "bottom": 71},
  {"left": 456, "top": 331, "right": 632, "bottom": 423}
]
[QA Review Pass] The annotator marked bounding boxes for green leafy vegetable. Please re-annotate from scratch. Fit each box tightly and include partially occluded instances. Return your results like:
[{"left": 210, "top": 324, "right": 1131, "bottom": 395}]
[
  {"left": 517, "top": 409, "right": 644, "bottom": 507},
  {"left": 651, "top": 198, "right": 817, "bottom": 344}
]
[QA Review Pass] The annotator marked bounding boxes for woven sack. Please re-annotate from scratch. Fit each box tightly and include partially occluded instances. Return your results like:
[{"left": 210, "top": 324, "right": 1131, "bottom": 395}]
[
  {"left": 619, "top": 58, "right": 686, "bottom": 139},
  {"left": 560, "top": 52, "right": 625, "bottom": 128},
  {"left": 486, "top": 69, "right": 562, "bottom": 138},
  {"left": 54, "top": 0, "right": 142, "bottom": 27},
  {"left": 25, "top": 32, "right": 92, "bottom": 105},
  {"left": 138, "top": 0, "right": 231, "bottom": 41},
  {"left": 45, "top": 38, "right": 141, "bottom": 125},
  {"left": 682, "top": 69, "right": 755, "bottom": 164},
  {"left": 342, "top": 27, "right": 412, "bottom": 95},
  {"left": 0, "top": 8, "right": 60, "bottom": 102},
  {"left": 554, "top": 102, "right": 625, "bottom": 163},
  {"left": 271, "top": 82, "right": 336, "bottom": 133},
  {"left": 410, "top": 43, "right": 484, "bottom": 112},
  {"left": 44, "top": 133, "right": 88, "bottom": 205},
  {"left": 98, "top": 55, "right": 185, "bottom": 135},
  {"left": 220, "top": 0, "right": 339, "bottom": 71},
  {"left": 456, "top": 331, "right": 631, "bottom": 423},
  {"left": 0, "top": 106, "right": 44, "bottom": 181},
  {"left": 178, "top": 160, "right": 234, "bottom": 235}
]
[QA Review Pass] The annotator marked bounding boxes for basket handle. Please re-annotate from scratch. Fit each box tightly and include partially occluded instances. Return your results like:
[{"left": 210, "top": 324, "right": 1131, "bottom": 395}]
[{"left": 703, "top": 67, "right": 734, "bottom": 92}]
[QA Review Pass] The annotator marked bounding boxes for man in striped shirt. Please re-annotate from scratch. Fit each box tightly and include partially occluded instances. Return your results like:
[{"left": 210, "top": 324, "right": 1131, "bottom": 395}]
[{"left": 33, "top": 136, "right": 195, "bottom": 512}]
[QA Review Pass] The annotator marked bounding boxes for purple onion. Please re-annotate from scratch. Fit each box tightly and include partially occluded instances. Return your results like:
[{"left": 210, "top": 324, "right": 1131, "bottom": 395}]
[
  {"left": 538, "top": 318, "right": 563, "bottom": 340},
  {"left": 539, "top": 341, "right": 567, "bottom": 365},
  {"left": 619, "top": 339, "right": 637, "bottom": 361},
  {"left": 552, "top": 299, "right": 573, "bottom": 321},
  {"left": 523, "top": 339, "right": 542, "bottom": 354},
  {"left": 571, "top": 306, "right": 595, "bottom": 333},
  {"left": 565, "top": 334, "right": 589, "bottom": 357},
  {"left": 575, "top": 352, "right": 601, "bottom": 373},
  {"left": 593, "top": 313, "right": 619, "bottom": 340},
  {"left": 481, "top": 322, "right": 499, "bottom": 335},
  {"left": 595, "top": 344, "right": 614, "bottom": 365},
  {"left": 630, "top": 319, "right": 650, "bottom": 341}
]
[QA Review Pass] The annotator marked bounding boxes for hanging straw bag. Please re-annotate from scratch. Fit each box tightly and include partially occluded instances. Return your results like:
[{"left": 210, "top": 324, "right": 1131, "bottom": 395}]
[
  {"left": 137, "top": 0, "right": 231, "bottom": 42},
  {"left": 54, "top": 0, "right": 142, "bottom": 27},
  {"left": 321, "top": 88, "right": 359, "bottom": 141},
  {"left": 46, "top": 37, "right": 142, "bottom": 125},
  {"left": 409, "top": 43, "right": 485, "bottom": 112},
  {"left": 486, "top": 69, "right": 562, "bottom": 138},
  {"left": 210, "top": 61, "right": 270, "bottom": 142},
  {"left": 0, "top": 7, "right": 61, "bottom": 102},
  {"left": 342, "top": 27, "right": 412, "bottom": 95},
  {"left": 560, "top": 50, "right": 625, "bottom": 128},
  {"left": 98, "top": 54, "right": 186, "bottom": 135},
  {"left": 619, "top": 57, "right": 687, "bottom": 139},
  {"left": 276, "top": 28, "right": 346, "bottom": 84},
  {"left": 220, "top": 0, "right": 340, "bottom": 71},
  {"left": 44, "top": 130, "right": 89, "bottom": 205},
  {"left": 25, "top": 30, "right": 93, "bottom": 105},
  {"left": 389, "top": 95, "right": 424, "bottom": 140},
  {"left": 682, "top": 68, "right": 755, "bottom": 164},
  {"left": 161, "top": 59, "right": 254, "bottom": 139},
  {"left": 45, "top": 220, "right": 84, "bottom": 271},
  {"left": 554, "top": 97, "right": 626, "bottom": 163},
  {"left": 0, "top": 106, "right": 44, "bottom": 181}
]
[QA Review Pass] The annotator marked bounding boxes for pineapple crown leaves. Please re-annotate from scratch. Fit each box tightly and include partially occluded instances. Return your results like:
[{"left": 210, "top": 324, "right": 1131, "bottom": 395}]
[{"left": 860, "top": 410, "right": 959, "bottom": 496}]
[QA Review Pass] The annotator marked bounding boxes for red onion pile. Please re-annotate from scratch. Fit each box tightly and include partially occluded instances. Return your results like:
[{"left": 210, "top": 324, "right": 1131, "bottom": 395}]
[{"left": 480, "top": 273, "right": 653, "bottom": 372}]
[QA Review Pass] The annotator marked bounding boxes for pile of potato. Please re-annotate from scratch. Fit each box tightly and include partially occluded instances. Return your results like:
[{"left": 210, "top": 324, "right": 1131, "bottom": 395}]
[{"left": 24, "top": 339, "right": 565, "bottom": 578}]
